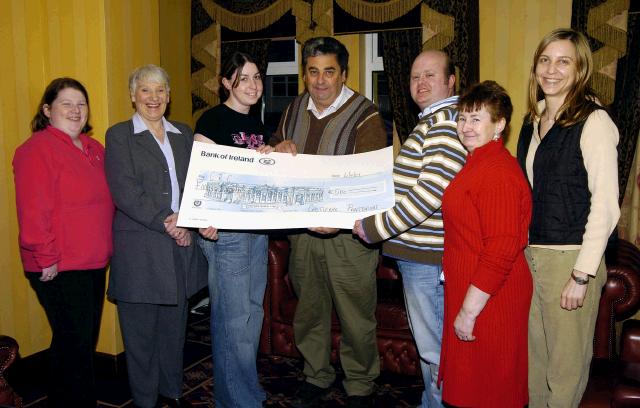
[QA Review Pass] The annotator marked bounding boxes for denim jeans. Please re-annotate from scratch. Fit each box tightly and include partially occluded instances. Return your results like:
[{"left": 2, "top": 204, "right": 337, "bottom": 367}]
[
  {"left": 198, "top": 231, "right": 268, "bottom": 408},
  {"left": 397, "top": 260, "right": 444, "bottom": 408}
]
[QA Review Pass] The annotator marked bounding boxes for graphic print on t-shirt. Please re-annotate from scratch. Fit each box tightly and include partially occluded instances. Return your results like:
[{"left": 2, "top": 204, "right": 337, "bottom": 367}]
[{"left": 232, "top": 131, "right": 264, "bottom": 149}]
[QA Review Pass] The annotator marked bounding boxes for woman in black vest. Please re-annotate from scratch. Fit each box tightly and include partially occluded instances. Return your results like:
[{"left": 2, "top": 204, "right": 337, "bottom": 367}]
[{"left": 517, "top": 28, "right": 620, "bottom": 408}]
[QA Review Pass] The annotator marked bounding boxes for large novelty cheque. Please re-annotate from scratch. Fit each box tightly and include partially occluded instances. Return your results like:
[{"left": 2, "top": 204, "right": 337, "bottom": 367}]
[{"left": 177, "top": 142, "right": 394, "bottom": 229}]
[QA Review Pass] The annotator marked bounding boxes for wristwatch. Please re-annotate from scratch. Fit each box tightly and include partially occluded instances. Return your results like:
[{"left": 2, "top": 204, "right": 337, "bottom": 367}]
[{"left": 571, "top": 271, "right": 589, "bottom": 285}]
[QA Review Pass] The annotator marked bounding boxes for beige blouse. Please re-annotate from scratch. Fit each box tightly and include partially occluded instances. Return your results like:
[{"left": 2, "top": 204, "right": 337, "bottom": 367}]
[{"left": 525, "top": 101, "right": 620, "bottom": 276}]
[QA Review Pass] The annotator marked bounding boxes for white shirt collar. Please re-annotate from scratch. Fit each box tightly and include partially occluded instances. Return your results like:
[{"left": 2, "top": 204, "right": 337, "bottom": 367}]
[
  {"left": 417, "top": 95, "right": 459, "bottom": 119},
  {"left": 132, "top": 113, "right": 181, "bottom": 134},
  {"left": 307, "top": 85, "right": 354, "bottom": 119}
]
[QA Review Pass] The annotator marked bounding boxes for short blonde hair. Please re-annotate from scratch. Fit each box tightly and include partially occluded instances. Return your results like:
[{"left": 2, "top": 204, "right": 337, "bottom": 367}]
[{"left": 128, "top": 64, "right": 170, "bottom": 94}]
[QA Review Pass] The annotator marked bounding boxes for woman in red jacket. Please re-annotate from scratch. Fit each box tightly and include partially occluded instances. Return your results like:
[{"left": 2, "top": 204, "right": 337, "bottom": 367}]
[
  {"left": 13, "top": 78, "right": 114, "bottom": 408},
  {"left": 439, "top": 81, "right": 532, "bottom": 407}
]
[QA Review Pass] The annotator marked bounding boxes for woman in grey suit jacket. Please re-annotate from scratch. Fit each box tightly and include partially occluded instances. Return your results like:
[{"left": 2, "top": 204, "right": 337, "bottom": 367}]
[{"left": 104, "top": 64, "right": 206, "bottom": 408}]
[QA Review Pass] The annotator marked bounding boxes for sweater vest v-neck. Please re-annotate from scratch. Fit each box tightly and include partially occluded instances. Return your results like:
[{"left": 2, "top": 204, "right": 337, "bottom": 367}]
[{"left": 285, "top": 93, "right": 373, "bottom": 155}]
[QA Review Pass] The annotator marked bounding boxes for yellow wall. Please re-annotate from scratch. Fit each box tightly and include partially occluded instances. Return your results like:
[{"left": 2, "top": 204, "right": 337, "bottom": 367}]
[
  {"left": 338, "top": 34, "right": 362, "bottom": 93},
  {"left": 160, "top": 0, "right": 194, "bottom": 127},
  {"left": 0, "top": 0, "right": 190, "bottom": 357},
  {"left": 1, "top": 0, "right": 112, "bottom": 357},
  {"left": 479, "top": 0, "right": 572, "bottom": 152}
]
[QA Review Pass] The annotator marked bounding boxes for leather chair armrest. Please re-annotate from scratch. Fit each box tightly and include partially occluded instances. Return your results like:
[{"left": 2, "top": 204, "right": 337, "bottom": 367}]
[
  {"left": 267, "top": 239, "right": 294, "bottom": 321},
  {"left": 612, "top": 382, "right": 640, "bottom": 408},
  {"left": 377, "top": 256, "right": 400, "bottom": 280},
  {"left": 613, "top": 320, "right": 640, "bottom": 408},
  {"left": 268, "top": 238, "right": 290, "bottom": 272},
  {"left": 0, "top": 336, "right": 18, "bottom": 375},
  {"left": 608, "top": 266, "right": 640, "bottom": 318},
  {"left": 594, "top": 240, "right": 640, "bottom": 359},
  {"left": 0, "top": 335, "right": 22, "bottom": 408},
  {"left": 621, "top": 320, "right": 640, "bottom": 364}
]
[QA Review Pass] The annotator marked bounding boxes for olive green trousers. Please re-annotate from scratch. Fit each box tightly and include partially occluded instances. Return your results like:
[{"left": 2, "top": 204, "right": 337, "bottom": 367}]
[
  {"left": 526, "top": 247, "right": 606, "bottom": 408},
  {"left": 288, "top": 232, "right": 380, "bottom": 396}
]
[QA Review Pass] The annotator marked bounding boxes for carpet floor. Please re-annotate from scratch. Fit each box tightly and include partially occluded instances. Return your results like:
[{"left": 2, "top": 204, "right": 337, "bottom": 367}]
[
  {"left": 14, "top": 312, "right": 424, "bottom": 408},
  {"left": 10, "top": 307, "right": 613, "bottom": 407}
]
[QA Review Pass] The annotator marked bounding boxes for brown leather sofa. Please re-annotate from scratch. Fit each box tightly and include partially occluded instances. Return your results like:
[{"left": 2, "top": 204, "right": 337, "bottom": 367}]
[
  {"left": 612, "top": 319, "right": 640, "bottom": 407},
  {"left": 0, "top": 335, "right": 22, "bottom": 408},
  {"left": 260, "top": 237, "right": 640, "bottom": 380},
  {"left": 259, "top": 238, "right": 419, "bottom": 375},
  {"left": 594, "top": 239, "right": 640, "bottom": 360},
  {"left": 605, "top": 240, "right": 640, "bottom": 407}
]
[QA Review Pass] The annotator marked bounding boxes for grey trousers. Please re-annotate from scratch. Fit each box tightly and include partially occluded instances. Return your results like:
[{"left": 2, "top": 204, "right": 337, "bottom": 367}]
[{"left": 118, "top": 297, "right": 188, "bottom": 408}]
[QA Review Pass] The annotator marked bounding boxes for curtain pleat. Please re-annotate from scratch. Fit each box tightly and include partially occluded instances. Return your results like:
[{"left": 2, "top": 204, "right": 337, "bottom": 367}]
[{"left": 380, "top": 30, "right": 421, "bottom": 143}]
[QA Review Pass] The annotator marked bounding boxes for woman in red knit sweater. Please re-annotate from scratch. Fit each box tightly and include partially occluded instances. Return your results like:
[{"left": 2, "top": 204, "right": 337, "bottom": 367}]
[{"left": 439, "top": 81, "right": 532, "bottom": 407}]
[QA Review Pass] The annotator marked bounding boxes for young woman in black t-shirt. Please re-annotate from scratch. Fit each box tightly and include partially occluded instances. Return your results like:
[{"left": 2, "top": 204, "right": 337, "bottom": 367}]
[{"left": 194, "top": 52, "right": 271, "bottom": 408}]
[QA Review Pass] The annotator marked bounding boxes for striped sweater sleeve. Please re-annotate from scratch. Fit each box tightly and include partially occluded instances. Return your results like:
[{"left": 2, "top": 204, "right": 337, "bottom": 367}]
[{"left": 362, "top": 109, "right": 466, "bottom": 242}]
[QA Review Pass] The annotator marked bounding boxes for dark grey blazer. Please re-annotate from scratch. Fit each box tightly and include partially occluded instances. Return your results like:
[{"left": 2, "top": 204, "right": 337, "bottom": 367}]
[{"left": 104, "top": 119, "right": 206, "bottom": 304}]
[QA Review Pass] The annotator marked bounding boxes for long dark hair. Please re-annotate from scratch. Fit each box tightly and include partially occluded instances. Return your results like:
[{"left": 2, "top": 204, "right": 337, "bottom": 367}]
[
  {"left": 31, "top": 77, "right": 92, "bottom": 133},
  {"left": 220, "top": 52, "right": 259, "bottom": 99}
]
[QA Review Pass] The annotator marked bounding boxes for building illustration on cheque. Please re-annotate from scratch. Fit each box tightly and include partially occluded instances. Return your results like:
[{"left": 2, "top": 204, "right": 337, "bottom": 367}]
[{"left": 197, "top": 173, "right": 324, "bottom": 209}]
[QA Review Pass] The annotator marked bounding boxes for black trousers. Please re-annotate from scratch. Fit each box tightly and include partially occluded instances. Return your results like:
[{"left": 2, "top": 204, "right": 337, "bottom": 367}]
[{"left": 27, "top": 268, "right": 106, "bottom": 408}]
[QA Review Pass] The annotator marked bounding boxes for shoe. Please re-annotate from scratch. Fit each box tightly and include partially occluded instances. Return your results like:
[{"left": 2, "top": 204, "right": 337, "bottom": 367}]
[
  {"left": 346, "top": 394, "right": 374, "bottom": 408},
  {"left": 190, "top": 296, "right": 209, "bottom": 315},
  {"left": 291, "top": 381, "right": 330, "bottom": 408},
  {"left": 157, "top": 395, "right": 194, "bottom": 408}
]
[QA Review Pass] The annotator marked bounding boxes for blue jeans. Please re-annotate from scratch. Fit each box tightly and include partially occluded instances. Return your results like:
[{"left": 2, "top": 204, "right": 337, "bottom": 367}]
[
  {"left": 397, "top": 260, "right": 444, "bottom": 408},
  {"left": 198, "top": 231, "right": 268, "bottom": 408}
]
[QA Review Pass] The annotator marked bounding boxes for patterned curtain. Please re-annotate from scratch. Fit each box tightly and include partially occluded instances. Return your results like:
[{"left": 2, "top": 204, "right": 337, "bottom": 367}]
[
  {"left": 424, "top": 0, "right": 480, "bottom": 93},
  {"left": 191, "top": 0, "right": 280, "bottom": 117},
  {"left": 191, "top": 0, "right": 219, "bottom": 115},
  {"left": 611, "top": 8, "right": 640, "bottom": 204},
  {"left": 379, "top": 0, "right": 479, "bottom": 143},
  {"left": 613, "top": 9, "right": 640, "bottom": 246},
  {"left": 572, "top": 0, "right": 639, "bottom": 202},
  {"left": 205, "top": 0, "right": 290, "bottom": 32},
  {"left": 619, "top": 130, "right": 640, "bottom": 246},
  {"left": 572, "top": 0, "right": 640, "bottom": 248},
  {"left": 191, "top": 0, "right": 480, "bottom": 135},
  {"left": 380, "top": 30, "right": 421, "bottom": 143}
]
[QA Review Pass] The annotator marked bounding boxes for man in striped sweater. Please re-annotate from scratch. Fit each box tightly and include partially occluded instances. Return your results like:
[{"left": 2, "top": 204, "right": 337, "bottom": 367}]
[{"left": 354, "top": 50, "right": 466, "bottom": 408}]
